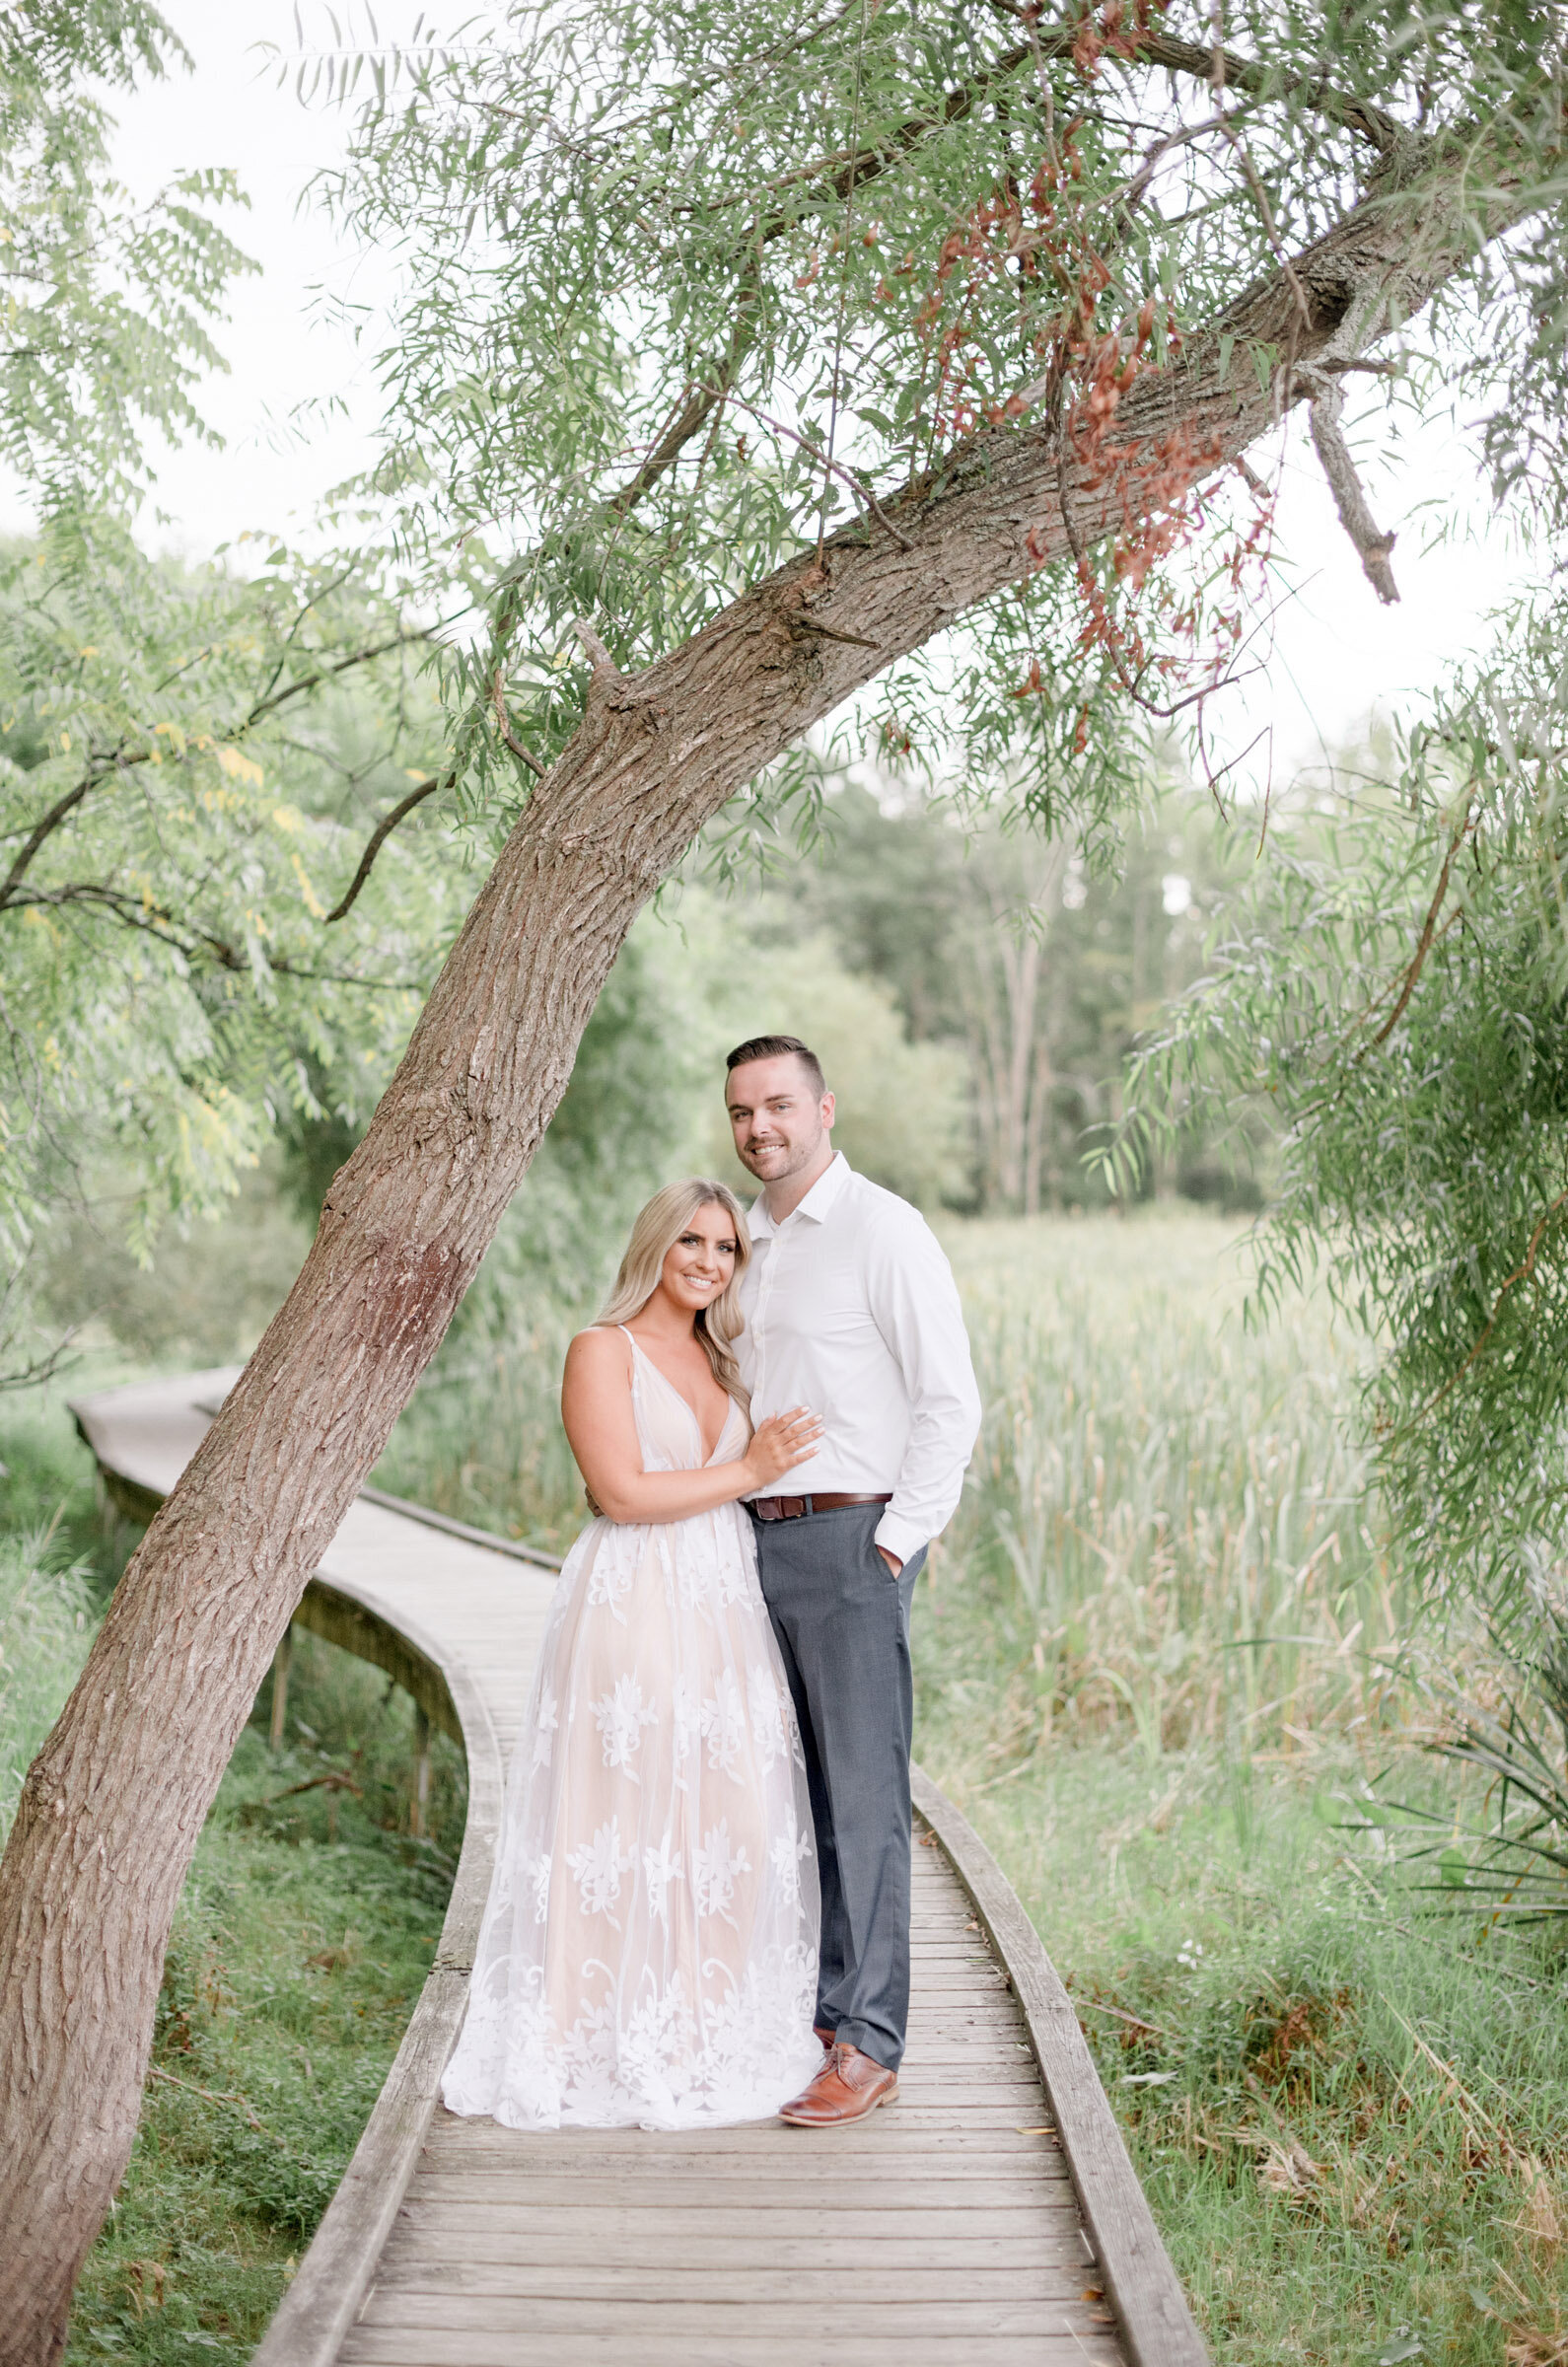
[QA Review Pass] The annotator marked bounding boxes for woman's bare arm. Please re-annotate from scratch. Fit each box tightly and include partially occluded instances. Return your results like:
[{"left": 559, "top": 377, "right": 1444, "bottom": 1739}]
[{"left": 561, "top": 1327, "right": 821, "bottom": 1524}]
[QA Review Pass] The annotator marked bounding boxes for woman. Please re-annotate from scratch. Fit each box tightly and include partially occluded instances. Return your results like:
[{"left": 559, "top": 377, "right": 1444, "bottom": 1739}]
[{"left": 441, "top": 1179, "right": 825, "bottom": 2129}]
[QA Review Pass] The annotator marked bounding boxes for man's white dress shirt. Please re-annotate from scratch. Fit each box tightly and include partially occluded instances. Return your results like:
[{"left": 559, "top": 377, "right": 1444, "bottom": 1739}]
[{"left": 737, "top": 1152, "right": 982, "bottom": 1567}]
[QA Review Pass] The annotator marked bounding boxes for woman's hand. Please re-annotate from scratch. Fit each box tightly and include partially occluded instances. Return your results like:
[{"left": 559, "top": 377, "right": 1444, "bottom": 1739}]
[{"left": 742, "top": 1406, "right": 823, "bottom": 1490}]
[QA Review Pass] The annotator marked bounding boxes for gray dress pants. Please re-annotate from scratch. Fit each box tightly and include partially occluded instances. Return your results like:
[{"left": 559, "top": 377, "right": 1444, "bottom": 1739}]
[{"left": 750, "top": 1501, "right": 927, "bottom": 2072}]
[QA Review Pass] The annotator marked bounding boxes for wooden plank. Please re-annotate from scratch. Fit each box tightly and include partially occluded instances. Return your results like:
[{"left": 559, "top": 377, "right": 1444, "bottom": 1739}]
[
  {"left": 433, "top": 2102, "right": 1063, "bottom": 2133},
  {"left": 369, "top": 2262, "right": 1097, "bottom": 2300},
  {"left": 403, "top": 2174, "right": 1065, "bottom": 2209},
  {"left": 728, "top": 2115, "right": 1060, "bottom": 2132},
  {"left": 340, "top": 2332, "right": 1122, "bottom": 2367},
  {"left": 889, "top": 2037, "right": 1037, "bottom": 2053},
  {"left": 901, "top": 1981, "right": 1015, "bottom": 1995},
  {"left": 905, "top": 1948, "right": 1010, "bottom": 1960},
  {"left": 248, "top": 1597, "right": 510, "bottom": 2367},
  {"left": 907, "top": 1942, "right": 1005, "bottom": 1955},
  {"left": 355, "top": 2294, "right": 1118, "bottom": 2336},
  {"left": 424, "top": 2121, "right": 1056, "bottom": 2155},
  {"left": 389, "top": 2204, "right": 1079, "bottom": 2242},
  {"left": 911, "top": 1768, "right": 1207, "bottom": 2367},
  {"left": 905, "top": 1958, "right": 1011, "bottom": 1972},
  {"left": 416, "top": 2146, "right": 1066, "bottom": 2178},
  {"left": 417, "top": 2146, "right": 1068, "bottom": 2177},
  {"left": 379, "top": 2228, "right": 1094, "bottom": 2271},
  {"left": 408, "top": 2143, "right": 1063, "bottom": 2176},
  {"left": 864, "top": 2082, "right": 1043, "bottom": 2100},
  {"left": 902, "top": 2043, "right": 1034, "bottom": 2058},
  {"left": 901, "top": 2024, "right": 1028, "bottom": 2038},
  {"left": 896, "top": 2061, "right": 1040, "bottom": 2077}
]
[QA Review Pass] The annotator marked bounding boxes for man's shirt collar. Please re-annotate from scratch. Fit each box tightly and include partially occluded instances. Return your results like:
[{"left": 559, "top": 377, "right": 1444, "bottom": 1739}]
[{"left": 748, "top": 1149, "right": 851, "bottom": 1237}]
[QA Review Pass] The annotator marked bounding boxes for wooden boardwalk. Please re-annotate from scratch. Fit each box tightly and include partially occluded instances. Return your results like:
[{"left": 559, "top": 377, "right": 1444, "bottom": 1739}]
[{"left": 72, "top": 1368, "right": 1206, "bottom": 2367}]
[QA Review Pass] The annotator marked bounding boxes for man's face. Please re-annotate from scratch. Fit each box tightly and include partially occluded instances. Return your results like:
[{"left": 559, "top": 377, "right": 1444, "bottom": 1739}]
[{"left": 726, "top": 1055, "right": 834, "bottom": 1186}]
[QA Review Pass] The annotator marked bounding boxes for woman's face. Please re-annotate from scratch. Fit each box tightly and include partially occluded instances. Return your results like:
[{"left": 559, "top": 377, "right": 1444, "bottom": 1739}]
[{"left": 658, "top": 1200, "right": 740, "bottom": 1315}]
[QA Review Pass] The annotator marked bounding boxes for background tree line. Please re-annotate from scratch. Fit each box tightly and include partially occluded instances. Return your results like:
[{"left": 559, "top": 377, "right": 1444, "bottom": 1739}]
[{"left": 24, "top": 741, "right": 1266, "bottom": 1379}]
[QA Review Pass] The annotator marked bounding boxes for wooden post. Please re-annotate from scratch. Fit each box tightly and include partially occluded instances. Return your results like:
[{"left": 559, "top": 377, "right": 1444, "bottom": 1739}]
[
  {"left": 268, "top": 1626, "right": 293, "bottom": 1754},
  {"left": 411, "top": 1704, "right": 431, "bottom": 1839}
]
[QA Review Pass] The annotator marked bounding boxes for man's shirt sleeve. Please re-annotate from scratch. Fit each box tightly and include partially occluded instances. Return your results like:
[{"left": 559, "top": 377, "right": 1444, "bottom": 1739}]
[{"left": 865, "top": 1214, "right": 982, "bottom": 1564}]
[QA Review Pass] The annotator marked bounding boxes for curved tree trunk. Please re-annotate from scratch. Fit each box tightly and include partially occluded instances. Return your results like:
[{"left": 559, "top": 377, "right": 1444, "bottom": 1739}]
[{"left": 0, "top": 147, "right": 1533, "bottom": 2364}]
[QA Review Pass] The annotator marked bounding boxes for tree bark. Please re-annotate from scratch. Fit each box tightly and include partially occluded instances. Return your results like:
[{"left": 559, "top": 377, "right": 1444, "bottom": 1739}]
[{"left": 0, "top": 139, "right": 1542, "bottom": 2364}]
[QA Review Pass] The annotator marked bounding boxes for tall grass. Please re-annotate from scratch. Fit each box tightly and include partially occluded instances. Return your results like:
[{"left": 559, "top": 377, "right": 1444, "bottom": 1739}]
[
  {"left": 0, "top": 1381, "right": 130, "bottom": 1848},
  {"left": 373, "top": 1304, "right": 586, "bottom": 1555},
  {"left": 911, "top": 1215, "right": 1568, "bottom": 2367},
  {"left": 930, "top": 1212, "right": 1411, "bottom": 1772},
  {"left": 959, "top": 1744, "right": 1568, "bottom": 2367},
  {"left": 0, "top": 1530, "right": 97, "bottom": 1837}
]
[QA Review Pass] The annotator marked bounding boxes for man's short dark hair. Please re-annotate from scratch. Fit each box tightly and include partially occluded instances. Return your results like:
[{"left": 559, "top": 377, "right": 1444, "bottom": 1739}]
[{"left": 725, "top": 1034, "right": 826, "bottom": 1098}]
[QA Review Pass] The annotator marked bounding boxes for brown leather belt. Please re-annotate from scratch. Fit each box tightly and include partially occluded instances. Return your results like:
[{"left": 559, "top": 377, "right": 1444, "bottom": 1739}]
[{"left": 750, "top": 1492, "right": 892, "bottom": 1523}]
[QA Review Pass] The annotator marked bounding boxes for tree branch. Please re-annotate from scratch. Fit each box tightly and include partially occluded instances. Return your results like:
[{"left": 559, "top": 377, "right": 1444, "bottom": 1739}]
[
  {"left": 726, "top": 394, "right": 914, "bottom": 548},
  {"left": 0, "top": 1331, "right": 79, "bottom": 1396},
  {"left": 489, "top": 670, "right": 547, "bottom": 775},
  {"left": 604, "top": 265, "right": 764, "bottom": 520},
  {"left": 486, "top": 14, "right": 1403, "bottom": 611},
  {"left": 1400, "top": 1184, "right": 1568, "bottom": 1437},
  {"left": 1306, "top": 370, "right": 1400, "bottom": 604},
  {"left": 572, "top": 617, "right": 621, "bottom": 678},
  {"left": 704, "top": 36, "right": 1040, "bottom": 224},
  {"left": 765, "top": 6, "right": 1402, "bottom": 246},
  {"left": 0, "top": 627, "right": 444, "bottom": 913},
  {"left": 983, "top": 2, "right": 1405, "bottom": 156},
  {"left": 244, "top": 627, "right": 436, "bottom": 726},
  {"left": 322, "top": 773, "right": 453, "bottom": 925},
  {"left": 577, "top": 12, "right": 1413, "bottom": 545},
  {"left": 1369, "top": 801, "right": 1474, "bottom": 1045},
  {"left": 0, "top": 776, "right": 95, "bottom": 905},
  {"left": 10, "top": 882, "right": 420, "bottom": 984}
]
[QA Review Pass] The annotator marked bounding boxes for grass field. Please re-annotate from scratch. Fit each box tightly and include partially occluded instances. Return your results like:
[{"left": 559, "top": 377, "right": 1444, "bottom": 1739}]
[
  {"left": 62, "top": 1720, "right": 451, "bottom": 2367},
  {"left": 916, "top": 1215, "right": 1568, "bottom": 2367},
  {"left": 5, "top": 1211, "right": 1567, "bottom": 2362}
]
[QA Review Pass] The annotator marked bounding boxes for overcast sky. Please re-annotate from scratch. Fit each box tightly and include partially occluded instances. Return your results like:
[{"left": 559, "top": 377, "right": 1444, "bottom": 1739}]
[{"left": 16, "top": 0, "right": 1526, "bottom": 792}]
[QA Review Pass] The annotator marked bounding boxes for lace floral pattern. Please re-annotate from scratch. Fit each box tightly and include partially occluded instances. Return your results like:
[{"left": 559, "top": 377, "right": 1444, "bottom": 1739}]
[{"left": 441, "top": 1335, "right": 821, "bottom": 2130}]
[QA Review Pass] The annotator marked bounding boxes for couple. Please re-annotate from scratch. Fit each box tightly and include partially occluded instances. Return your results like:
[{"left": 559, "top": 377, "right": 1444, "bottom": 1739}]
[{"left": 440, "top": 1035, "right": 981, "bottom": 2130}]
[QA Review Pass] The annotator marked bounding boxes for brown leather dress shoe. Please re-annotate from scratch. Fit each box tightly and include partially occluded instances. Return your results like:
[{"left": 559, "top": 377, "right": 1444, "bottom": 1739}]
[
  {"left": 814, "top": 2025, "right": 835, "bottom": 2050},
  {"left": 779, "top": 2042, "right": 898, "bottom": 2126}
]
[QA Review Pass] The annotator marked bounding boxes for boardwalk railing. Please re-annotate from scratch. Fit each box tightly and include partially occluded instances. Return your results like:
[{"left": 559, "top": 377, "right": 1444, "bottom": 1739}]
[{"left": 72, "top": 1368, "right": 1207, "bottom": 2367}]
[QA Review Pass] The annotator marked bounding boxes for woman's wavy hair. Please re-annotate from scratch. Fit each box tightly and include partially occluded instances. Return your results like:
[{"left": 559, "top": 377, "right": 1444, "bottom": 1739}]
[{"left": 598, "top": 1178, "right": 751, "bottom": 1401}]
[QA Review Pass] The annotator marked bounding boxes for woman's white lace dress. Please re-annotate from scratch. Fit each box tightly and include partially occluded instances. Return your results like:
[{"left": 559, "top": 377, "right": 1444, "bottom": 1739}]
[{"left": 440, "top": 1331, "right": 822, "bottom": 2129}]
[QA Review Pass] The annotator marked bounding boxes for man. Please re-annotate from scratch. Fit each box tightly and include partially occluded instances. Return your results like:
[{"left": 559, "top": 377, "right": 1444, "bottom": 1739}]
[{"left": 726, "top": 1034, "right": 981, "bottom": 2126}]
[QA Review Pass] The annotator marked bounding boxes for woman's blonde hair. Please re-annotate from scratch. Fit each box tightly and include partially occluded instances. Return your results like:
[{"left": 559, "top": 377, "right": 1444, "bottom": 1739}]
[{"left": 598, "top": 1179, "right": 751, "bottom": 1400}]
